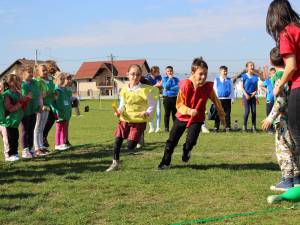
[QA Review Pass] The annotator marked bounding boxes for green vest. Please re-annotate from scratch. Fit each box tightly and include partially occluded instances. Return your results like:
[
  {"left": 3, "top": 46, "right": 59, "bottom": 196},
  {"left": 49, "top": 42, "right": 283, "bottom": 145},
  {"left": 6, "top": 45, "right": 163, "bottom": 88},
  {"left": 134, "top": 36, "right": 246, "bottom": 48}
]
[
  {"left": 34, "top": 76, "right": 55, "bottom": 107},
  {"left": 51, "top": 87, "right": 72, "bottom": 121},
  {"left": 3, "top": 90, "right": 23, "bottom": 128},
  {"left": 0, "top": 94, "right": 6, "bottom": 125},
  {"left": 271, "top": 70, "right": 284, "bottom": 87},
  {"left": 22, "top": 80, "right": 41, "bottom": 116}
]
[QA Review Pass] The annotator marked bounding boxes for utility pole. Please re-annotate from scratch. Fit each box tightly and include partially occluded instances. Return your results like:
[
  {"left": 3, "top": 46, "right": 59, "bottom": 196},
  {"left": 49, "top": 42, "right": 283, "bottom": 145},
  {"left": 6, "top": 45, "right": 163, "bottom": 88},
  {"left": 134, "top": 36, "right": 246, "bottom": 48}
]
[
  {"left": 35, "top": 49, "right": 38, "bottom": 64},
  {"left": 109, "top": 53, "right": 115, "bottom": 98}
]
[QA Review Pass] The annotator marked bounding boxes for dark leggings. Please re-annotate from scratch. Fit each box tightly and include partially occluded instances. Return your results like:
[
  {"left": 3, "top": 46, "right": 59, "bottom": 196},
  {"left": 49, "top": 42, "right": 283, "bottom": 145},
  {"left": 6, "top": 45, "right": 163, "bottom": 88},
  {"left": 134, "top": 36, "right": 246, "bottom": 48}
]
[
  {"left": 289, "top": 88, "right": 300, "bottom": 154},
  {"left": 215, "top": 99, "right": 231, "bottom": 129},
  {"left": 6, "top": 127, "right": 19, "bottom": 156},
  {"left": 242, "top": 95, "right": 256, "bottom": 128},
  {"left": 21, "top": 114, "right": 36, "bottom": 149},
  {"left": 163, "top": 96, "right": 177, "bottom": 130},
  {"left": 43, "top": 109, "right": 55, "bottom": 139},
  {"left": 113, "top": 137, "right": 138, "bottom": 160},
  {"left": 160, "top": 119, "right": 202, "bottom": 165}
]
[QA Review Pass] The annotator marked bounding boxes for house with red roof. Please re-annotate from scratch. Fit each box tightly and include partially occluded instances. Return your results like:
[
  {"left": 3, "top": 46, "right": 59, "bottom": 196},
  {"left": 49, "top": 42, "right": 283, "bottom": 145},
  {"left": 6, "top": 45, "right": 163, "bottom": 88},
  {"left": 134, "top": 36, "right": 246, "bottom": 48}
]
[
  {"left": 75, "top": 59, "right": 150, "bottom": 99},
  {"left": 0, "top": 58, "right": 60, "bottom": 80}
]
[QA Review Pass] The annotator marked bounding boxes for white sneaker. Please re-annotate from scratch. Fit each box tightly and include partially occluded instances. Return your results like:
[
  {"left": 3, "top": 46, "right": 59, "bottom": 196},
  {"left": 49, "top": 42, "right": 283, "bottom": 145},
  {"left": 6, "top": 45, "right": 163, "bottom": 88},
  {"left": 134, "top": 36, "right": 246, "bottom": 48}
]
[
  {"left": 61, "top": 144, "right": 70, "bottom": 150},
  {"left": 22, "top": 148, "right": 33, "bottom": 159},
  {"left": 148, "top": 128, "right": 155, "bottom": 133},
  {"left": 6, "top": 155, "right": 20, "bottom": 162},
  {"left": 106, "top": 160, "right": 120, "bottom": 172},
  {"left": 136, "top": 144, "right": 142, "bottom": 149},
  {"left": 201, "top": 125, "right": 210, "bottom": 133},
  {"left": 55, "top": 145, "right": 66, "bottom": 151},
  {"left": 155, "top": 128, "right": 161, "bottom": 133}
]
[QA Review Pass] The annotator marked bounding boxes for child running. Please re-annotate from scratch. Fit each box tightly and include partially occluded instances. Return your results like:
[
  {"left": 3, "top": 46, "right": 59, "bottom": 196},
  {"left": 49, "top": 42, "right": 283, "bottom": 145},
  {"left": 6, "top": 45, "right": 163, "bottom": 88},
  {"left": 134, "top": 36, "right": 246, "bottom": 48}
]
[
  {"left": 262, "top": 47, "right": 300, "bottom": 191},
  {"left": 157, "top": 57, "right": 225, "bottom": 170},
  {"left": 106, "top": 64, "right": 158, "bottom": 172}
]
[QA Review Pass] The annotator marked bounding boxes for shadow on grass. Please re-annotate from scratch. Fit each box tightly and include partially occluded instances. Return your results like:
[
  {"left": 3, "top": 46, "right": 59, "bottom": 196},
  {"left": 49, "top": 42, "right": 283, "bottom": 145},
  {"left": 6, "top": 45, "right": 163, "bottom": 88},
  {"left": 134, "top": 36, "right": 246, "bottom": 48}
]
[
  {"left": 171, "top": 162, "right": 278, "bottom": 171},
  {"left": 0, "top": 193, "right": 36, "bottom": 199},
  {"left": 0, "top": 177, "right": 46, "bottom": 185},
  {"left": 0, "top": 140, "right": 163, "bottom": 183}
]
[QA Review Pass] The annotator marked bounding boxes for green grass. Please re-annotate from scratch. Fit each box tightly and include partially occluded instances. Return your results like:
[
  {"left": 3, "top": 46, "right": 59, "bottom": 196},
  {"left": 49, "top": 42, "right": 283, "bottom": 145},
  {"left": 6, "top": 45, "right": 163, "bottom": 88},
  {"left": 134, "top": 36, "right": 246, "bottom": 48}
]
[{"left": 0, "top": 99, "right": 299, "bottom": 225}]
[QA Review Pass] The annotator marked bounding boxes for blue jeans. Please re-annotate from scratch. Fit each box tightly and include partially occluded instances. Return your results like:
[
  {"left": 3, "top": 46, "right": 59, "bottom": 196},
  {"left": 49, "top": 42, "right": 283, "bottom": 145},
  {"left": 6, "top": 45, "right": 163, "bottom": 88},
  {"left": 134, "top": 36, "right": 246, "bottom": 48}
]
[{"left": 242, "top": 95, "right": 256, "bottom": 128}]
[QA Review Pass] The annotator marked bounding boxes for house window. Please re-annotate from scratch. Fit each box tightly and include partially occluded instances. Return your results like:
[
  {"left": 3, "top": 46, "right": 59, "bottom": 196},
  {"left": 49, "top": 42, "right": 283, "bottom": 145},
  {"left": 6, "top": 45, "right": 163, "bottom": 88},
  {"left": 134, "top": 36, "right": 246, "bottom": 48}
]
[{"left": 89, "top": 79, "right": 92, "bottom": 82}]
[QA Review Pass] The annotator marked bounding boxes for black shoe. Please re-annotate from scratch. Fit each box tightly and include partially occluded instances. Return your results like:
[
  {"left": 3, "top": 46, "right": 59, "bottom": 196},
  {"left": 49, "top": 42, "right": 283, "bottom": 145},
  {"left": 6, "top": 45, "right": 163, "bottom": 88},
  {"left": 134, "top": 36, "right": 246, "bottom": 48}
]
[
  {"left": 157, "top": 163, "right": 170, "bottom": 171},
  {"left": 43, "top": 138, "right": 49, "bottom": 148},
  {"left": 182, "top": 151, "right": 191, "bottom": 162},
  {"left": 164, "top": 128, "right": 169, "bottom": 132}
]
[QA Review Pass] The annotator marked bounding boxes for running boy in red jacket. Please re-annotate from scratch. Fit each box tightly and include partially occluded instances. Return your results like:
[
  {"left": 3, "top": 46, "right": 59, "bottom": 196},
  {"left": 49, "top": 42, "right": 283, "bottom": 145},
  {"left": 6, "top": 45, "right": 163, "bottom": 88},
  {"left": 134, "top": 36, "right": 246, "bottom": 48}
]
[{"left": 157, "top": 57, "right": 226, "bottom": 170}]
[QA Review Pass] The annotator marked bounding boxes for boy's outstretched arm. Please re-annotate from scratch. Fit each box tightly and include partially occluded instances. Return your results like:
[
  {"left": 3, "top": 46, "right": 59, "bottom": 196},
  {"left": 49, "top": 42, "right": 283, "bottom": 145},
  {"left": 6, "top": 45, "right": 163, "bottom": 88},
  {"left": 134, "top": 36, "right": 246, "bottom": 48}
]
[{"left": 209, "top": 90, "right": 226, "bottom": 126}]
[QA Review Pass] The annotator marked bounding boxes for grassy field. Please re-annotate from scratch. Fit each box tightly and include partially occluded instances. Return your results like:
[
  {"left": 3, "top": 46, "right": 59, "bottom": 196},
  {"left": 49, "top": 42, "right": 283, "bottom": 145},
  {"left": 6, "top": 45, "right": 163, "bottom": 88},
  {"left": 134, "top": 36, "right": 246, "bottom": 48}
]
[{"left": 0, "top": 99, "right": 299, "bottom": 225}]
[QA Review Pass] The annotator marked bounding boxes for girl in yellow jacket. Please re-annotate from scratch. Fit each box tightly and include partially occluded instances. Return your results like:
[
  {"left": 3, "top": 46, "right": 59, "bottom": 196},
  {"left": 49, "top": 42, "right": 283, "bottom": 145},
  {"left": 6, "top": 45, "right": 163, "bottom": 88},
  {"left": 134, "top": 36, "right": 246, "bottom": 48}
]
[{"left": 106, "top": 64, "right": 158, "bottom": 172}]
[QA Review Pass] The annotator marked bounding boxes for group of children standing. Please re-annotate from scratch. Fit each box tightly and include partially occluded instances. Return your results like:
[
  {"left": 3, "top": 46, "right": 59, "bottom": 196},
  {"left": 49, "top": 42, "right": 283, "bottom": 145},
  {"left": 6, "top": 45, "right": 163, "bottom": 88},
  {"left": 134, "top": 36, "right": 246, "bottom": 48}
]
[{"left": 0, "top": 61, "right": 74, "bottom": 162}]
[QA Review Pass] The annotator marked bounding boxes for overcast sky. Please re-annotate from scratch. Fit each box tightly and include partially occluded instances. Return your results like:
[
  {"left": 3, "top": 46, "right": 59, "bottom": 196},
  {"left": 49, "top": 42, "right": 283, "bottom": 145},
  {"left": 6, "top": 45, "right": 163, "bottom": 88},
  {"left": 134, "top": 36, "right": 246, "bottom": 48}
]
[{"left": 1, "top": 0, "right": 300, "bottom": 78}]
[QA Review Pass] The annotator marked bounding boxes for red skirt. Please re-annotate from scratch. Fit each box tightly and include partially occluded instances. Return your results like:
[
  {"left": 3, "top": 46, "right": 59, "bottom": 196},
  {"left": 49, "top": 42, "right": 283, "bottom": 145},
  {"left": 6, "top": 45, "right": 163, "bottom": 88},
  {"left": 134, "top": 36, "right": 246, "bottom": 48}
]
[{"left": 114, "top": 121, "right": 146, "bottom": 142}]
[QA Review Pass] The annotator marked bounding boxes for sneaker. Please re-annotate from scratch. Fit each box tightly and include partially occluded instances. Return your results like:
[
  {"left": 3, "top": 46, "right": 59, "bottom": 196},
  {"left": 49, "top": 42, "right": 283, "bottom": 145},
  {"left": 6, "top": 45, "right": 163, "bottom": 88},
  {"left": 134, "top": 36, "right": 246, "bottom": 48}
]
[
  {"left": 22, "top": 148, "right": 33, "bottom": 159},
  {"left": 35, "top": 149, "right": 47, "bottom": 157},
  {"left": 55, "top": 145, "right": 62, "bottom": 151},
  {"left": 157, "top": 163, "right": 170, "bottom": 171},
  {"left": 225, "top": 128, "right": 230, "bottom": 133},
  {"left": 43, "top": 138, "right": 50, "bottom": 148},
  {"left": 136, "top": 143, "right": 142, "bottom": 149},
  {"left": 270, "top": 177, "right": 293, "bottom": 192},
  {"left": 106, "top": 160, "right": 120, "bottom": 172},
  {"left": 5, "top": 155, "right": 20, "bottom": 162},
  {"left": 148, "top": 128, "right": 155, "bottom": 133},
  {"left": 201, "top": 125, "right": 210, "bottom": 134},
  {"left": 242, "top": 125, "right": 247, "bottom": 133},
  {"left": 164, "top": 128, "right": 169, "bottom": 133},
  {"left": 182, "top": 150, "right": 191, "bottom": 163},
  {"left": 252, "top": 126, "right": 257, "bottom": 133},
  {"left": 213, "top": 128, "right": 219, "bottom": 133},
  {"left": 57, "top": 144, "right": 69, "bottom": 151},
  {"left": 155, "top": 128, "right": 161, "bottom": 133},
  {"left": 293, "top": 176, "right": 300, "bottom": 186}
]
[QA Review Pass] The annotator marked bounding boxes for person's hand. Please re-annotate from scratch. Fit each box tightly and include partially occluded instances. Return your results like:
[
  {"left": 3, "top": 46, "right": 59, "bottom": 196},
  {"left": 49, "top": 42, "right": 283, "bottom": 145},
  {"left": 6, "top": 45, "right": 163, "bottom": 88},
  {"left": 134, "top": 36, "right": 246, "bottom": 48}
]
[
  {"left": 245, "top": 94, "right": 250, "bottom": 100},
  {"left": 155, "top": 81, "right": 162, "bottom": 88},
  {"left": 261, "top": 119, "right": 272, "bottom": 131},
  {"left": 273, "top": 84, "right": 284, "bottom": 97},
  {"left": 139, "top": 111, "right": 149, "bottom": 118},
  {"left": 220, "top": 117, "right": 226, "bottom": 127},
  {"left": 114, "top": 111, "right": 120, "bottom": 117},
  {"left": 190, "top": 109, "right": 198, "bottom": 117},
  {"left": 250, "top": 92, "right": 256, "bottom": 98}
]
